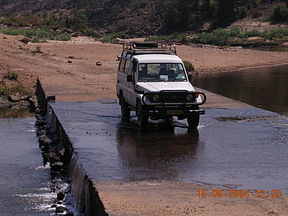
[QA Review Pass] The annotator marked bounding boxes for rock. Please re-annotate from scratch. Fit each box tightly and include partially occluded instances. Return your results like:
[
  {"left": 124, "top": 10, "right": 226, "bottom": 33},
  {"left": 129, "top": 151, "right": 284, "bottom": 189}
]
[
  {"left": 51, "top": 161, "right": 64, "bottom": 171},
  {"left": 115, "top": 38, "right": 125, "bottom": 44},
  {"left": 19, "top": 38, "right": 30, "bottom": 45},
  {"left": 71, "top": 32, "right": 79, "bottom": 37},
  {"left": 7, "top": 93, "right": 21, "bottom": 102},
  {"left": 57, "top": 192, "right": 65, "bottom": 200},
  {"left": 96, "top": 61, "right": 102, "bottom": 66},
  {"left": 35, "top": 118, "right": 46, "bottom": 127},
  {"left": 38, "top": 135, "right": 48, "bottom": 147},
  {"left": 11, "top": 104, "right": 22, "bottom": 110},
  {"left": 20, "top": 95, "right": 31, "bottom": 101},
  {"left": 247, "top": 36, "right": 262, "bottom": 41},
  {"left": 56, "top": 206, "right": 67, "bottom": 213},
  {"left": 0, "top": 99, "right": 12, "bottom": 107},
  {"left": 49, "top": 152, "right": 61, "bottom": 162},
  {"left": 20, "top": 100, "right": 30, "bottom": 106},
  {"left": 58, "top": 148, "right": 65, "bottom": 156}
]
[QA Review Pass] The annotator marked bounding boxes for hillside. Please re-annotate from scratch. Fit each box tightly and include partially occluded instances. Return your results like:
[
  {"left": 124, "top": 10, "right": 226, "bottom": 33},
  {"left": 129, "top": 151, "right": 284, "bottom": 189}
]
[{"left": 0, "top": 0, "right": 288, "bottom": 37}]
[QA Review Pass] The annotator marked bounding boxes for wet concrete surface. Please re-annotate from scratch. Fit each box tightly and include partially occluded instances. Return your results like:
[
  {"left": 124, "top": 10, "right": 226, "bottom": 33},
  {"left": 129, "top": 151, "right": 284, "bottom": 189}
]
[{"left": 50, "top": 100, "right": 288, "bottom": 191}]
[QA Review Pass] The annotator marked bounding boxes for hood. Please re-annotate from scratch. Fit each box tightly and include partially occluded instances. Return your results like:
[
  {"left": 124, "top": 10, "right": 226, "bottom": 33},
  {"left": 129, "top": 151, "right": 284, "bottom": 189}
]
[{"left": 136, "top": 81, "right": 195, "bottom": 92}]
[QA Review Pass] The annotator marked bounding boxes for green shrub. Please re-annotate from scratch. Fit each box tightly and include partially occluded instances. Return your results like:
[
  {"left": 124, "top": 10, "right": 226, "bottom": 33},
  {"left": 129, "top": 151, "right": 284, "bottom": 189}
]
[
  {"left": 270, "top": 5, "right": 288, "bottom": 23},
  {"left": 131, "top": 0, "right": 148, "bottom": 9},
  {"left": 0, "top": 83, "right": 32, "bottom": 96},
  {"left": 101, "top": 33, "right": 121, "bottom": 43},
  {"left": 191, "top": 29, "right": 232, "bottom": 46},
  {"left": 245, "top": 29, "right": 262, "bottom": 37},
  {"left": 4, "top": 71, "right": 18, "bottom": 81},
  {"left": 0, "top": 27, "right": 71, "bottom": 42},
  {"left": 57, "top": 33, "right": 71, "bottom": 41},
  {"left": 145, "top": 33, "right": 190, "bottom": 44},
  {"left": 191, "top": 27, "right": 288, "bottom": 46},
  {"left": 183, "top": 60, "right": 194, "bottom": 72},
  {"left": 35, "top": 46, "right": 42, "bottom": 53}
]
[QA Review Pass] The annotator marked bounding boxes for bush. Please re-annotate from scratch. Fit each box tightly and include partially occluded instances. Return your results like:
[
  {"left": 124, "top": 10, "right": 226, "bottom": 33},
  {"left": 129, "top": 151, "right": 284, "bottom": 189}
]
[
  {"left": 4, "top": 71, "right": 18, "bottom": 81},
  {"left": 0, "top": 83, "right": 31, "bottom": 96},
  {"left": 270, "top": 5, "right": 288, "bottom": 23},
  {"left": 101, "top": 33, "right": 121, "bottom": 43},
  {"left": 191, "top": 29, "right": 232, "bottom": 46},
  {"left": 0, "top": 27, "right": 71, "bottom": 42},
  {"left": 57, "top": 33, "right": 71, "bottom": 41},
  {"left": 145, "top": 33, "right": 190, "bottom": 44},
  {"left": 183, "top": 61, "right": 194, "bottom": 72},
  {"left": 191, "top": 27, "right": 288, "bottom": 46}
]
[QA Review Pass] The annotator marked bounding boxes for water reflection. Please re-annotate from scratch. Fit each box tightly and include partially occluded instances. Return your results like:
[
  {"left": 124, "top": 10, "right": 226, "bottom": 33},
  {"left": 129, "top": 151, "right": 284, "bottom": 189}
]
[
  {"left": 193, "top": 65, "right": 288, "bottom": 115},
  {"left": 0, "top": 107, "right": 33, "bottom": 118},
  {"left": 116, "top": 123, "right": 200, "bottom": 181}
]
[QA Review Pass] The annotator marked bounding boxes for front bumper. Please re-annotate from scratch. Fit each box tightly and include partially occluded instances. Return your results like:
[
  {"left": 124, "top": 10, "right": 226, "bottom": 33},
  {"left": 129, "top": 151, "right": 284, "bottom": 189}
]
[{"left": 142, "top": 106, "right": 205, "bottom": 120}]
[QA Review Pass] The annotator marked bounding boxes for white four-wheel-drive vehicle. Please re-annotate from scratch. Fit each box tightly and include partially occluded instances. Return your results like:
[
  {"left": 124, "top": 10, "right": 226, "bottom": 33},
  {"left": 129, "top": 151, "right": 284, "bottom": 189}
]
[{"left": 116, "top": 42, "right": 206, "bottom": 129}]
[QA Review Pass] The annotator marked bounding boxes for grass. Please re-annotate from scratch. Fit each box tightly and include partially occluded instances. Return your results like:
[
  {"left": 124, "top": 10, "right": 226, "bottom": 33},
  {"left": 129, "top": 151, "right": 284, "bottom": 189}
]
[
  {"left": 191, "top": 27, "right": 288, "bottom": 46},
  {"left": 0, "top": 27, "right": 71, "bottom": 42},
  {"left": 0, "top": 83, "right": 32, "bottom": 97},
  {"left": 143, "top": 27, "right": 288, "bottom": 47}
]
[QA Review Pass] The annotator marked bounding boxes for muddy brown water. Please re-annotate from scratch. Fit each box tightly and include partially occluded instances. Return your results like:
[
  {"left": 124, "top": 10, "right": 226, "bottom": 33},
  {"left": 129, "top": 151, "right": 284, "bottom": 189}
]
[{"left": 193, "top": 64, "right": 288, "bottom": 116}]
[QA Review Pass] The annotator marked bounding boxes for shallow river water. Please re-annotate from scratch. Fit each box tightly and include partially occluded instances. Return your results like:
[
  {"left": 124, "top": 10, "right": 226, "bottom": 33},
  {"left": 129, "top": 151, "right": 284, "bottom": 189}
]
[
  {"left": 193, "top": 64, "right": 288, "bottom": 116},
  {"left": 0, "top": 111, "right": 55, "bottom": 216}
]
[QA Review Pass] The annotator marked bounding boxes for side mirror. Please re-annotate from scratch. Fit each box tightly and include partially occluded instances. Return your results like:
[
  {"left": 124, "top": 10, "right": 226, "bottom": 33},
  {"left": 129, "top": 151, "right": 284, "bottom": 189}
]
[
  {"left": 127, "top": 75, "right": 133, "bottom": 82},
  {"left": 188, "top": 74, "right": 192, "bottom": 81}
]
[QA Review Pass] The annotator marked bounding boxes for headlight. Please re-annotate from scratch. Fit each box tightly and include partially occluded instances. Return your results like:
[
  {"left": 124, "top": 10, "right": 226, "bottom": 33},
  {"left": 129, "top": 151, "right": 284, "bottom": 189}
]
[
  {"left": 152, "top": 94, "right": 160, "bottom": 102},
  {"left": 186, "top": 94, "right": 194, "bottom": 102}
]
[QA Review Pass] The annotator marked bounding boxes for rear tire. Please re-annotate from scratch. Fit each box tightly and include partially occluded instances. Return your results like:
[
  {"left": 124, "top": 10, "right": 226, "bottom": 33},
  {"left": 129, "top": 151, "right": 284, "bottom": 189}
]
[
  {"left": 137, "top": 102, "right": 148, "bottom": 129},
  {"left": 120, "top": 95, "right": 130, "bottom": 122}
]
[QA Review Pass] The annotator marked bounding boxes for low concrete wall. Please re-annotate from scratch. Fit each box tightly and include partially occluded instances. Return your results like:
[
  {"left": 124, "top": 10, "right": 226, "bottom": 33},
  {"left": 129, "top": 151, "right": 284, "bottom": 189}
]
[{"left": 35, "top": 79, "right": 108, "bottom": 216}]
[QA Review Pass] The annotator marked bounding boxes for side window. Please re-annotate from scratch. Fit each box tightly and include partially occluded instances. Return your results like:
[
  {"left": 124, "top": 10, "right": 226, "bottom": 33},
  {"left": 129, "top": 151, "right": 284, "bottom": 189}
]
[
  {"left": 119, "top": 58, "right": 126, "bottom": 73},
  {"left": 124, "top": 59, "right": 131, "bottom": 74}
]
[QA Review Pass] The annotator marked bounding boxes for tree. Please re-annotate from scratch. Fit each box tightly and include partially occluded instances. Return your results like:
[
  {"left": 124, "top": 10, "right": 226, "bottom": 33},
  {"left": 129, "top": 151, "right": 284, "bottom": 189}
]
[{"left": 217, "top": 0, "right": 235, "bottom": 27}]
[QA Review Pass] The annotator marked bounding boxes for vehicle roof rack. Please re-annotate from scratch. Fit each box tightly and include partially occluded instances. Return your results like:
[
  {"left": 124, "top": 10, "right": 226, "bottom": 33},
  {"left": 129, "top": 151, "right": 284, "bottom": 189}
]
[{"left": 122, "top": 42, "right": 177, "bottom": 55}]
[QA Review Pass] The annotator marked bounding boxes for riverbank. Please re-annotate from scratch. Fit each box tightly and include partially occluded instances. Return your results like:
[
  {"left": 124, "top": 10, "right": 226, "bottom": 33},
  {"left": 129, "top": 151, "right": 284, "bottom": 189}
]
[{"left": 1, "top": 33, "right": 288, "bottom": 106}]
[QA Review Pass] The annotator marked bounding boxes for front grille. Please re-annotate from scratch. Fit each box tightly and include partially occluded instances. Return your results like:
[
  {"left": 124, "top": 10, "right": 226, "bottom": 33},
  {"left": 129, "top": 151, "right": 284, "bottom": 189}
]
[{"left": 160, "top": 91, "right": 187, "bottom": 103}]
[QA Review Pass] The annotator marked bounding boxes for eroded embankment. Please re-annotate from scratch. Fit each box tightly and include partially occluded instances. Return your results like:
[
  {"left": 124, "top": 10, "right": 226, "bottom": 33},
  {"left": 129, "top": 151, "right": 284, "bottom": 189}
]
[{"left": 35, "top": 79, "right": 108, "bottom": 216}]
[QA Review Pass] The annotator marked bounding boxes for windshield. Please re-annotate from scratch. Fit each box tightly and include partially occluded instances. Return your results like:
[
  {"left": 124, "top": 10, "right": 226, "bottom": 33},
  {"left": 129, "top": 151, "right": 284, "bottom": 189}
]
[{"left": 137, "top": 63, "right": 187, "bottom": 82}]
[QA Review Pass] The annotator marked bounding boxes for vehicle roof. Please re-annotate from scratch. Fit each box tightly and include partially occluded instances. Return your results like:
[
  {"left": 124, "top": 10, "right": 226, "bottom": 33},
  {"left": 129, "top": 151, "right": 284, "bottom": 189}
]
[{"left": 132, "top": 54, "right": 183, "bottom": 64}]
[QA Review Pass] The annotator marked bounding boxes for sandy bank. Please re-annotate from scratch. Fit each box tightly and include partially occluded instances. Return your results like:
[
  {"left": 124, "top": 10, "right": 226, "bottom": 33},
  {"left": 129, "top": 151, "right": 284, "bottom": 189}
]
[{"left": 1, "top": 34, "right": 288, "bottom": 108}]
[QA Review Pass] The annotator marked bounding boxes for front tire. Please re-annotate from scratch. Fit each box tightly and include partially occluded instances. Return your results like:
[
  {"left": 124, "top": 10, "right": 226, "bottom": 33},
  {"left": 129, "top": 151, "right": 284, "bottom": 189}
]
[
  {"left": 187, "top": 114, "right": 200, "bottom": 129},
  {"left": 120, "top": 95, "right": 130, "bottom": 122},
  {"left": 137, "top": 102, "right": 148, "bottom": 129}
]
